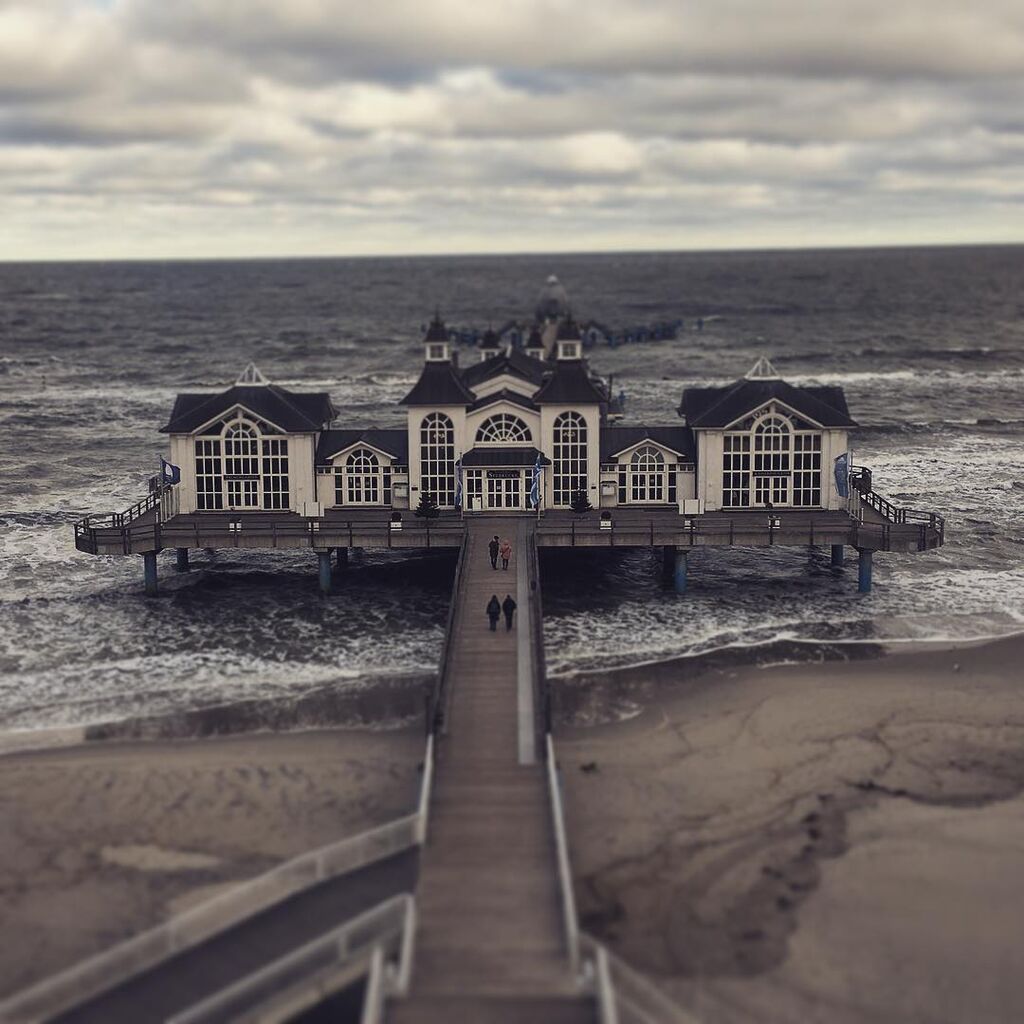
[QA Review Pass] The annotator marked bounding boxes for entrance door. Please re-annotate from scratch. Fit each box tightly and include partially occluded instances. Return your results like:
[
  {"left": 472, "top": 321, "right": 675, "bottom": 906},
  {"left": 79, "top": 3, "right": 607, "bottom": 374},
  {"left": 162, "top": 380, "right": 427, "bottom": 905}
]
[
  {"left": 486, "top": 474, "right": 522, "bottom": 510},
  {"left": 226, "top": 477, "right": 260, "bottom": 509}
]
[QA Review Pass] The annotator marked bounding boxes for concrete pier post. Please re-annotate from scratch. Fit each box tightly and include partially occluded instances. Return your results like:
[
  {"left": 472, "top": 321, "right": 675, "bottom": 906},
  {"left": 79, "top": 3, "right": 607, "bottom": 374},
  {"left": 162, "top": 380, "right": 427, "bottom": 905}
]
[
  {"left": 336, "top": 546, "right": 349, "bottom": 569},
  {"left": 143, "top": 551, "right": 158, "bottom": 597},
  {"left": 858, "top": 548, "right": 873, "bottom": 593},
  {"left": 175, "top": 547, "right": 190, "bottom": 573},
  {"left": 317, "top": 550, "right": 332, "bottom": 596},
  {"left": 831, "top": 544, "right": 844, "bottom": 567},
  {"left": 674, "top": 549, "right": 688, "bottom": 594}
]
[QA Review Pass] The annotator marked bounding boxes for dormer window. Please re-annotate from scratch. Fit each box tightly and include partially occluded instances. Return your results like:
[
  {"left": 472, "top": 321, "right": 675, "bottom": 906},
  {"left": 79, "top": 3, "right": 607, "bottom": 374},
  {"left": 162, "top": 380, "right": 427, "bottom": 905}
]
[
  {"left": 426, "top": 343, "right": 448, "bottom": 362},
  {"left": 558, "top": 341, "right": 580, "bottom": 360}
]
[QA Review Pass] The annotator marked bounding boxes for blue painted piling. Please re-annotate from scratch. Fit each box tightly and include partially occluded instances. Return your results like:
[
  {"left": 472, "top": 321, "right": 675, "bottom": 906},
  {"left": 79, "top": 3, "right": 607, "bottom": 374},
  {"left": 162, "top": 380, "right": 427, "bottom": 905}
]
[
  {"left": 858, "top": 548, "right": 873, "bottom": 593},
  {"left": 336, "top": 546, "right": 348, "bottom": 569},
  {"left": 674, "top": 549, "right": 688, "bottom": 594},
  {"left": 831, "top": 544, "right": 844, "bottom": 567},
  {"left": 175, "top": 547, "right": 190, "bottom": 573},
  {"left": 317, "top": 550, "right": 332, "bottom": 595},
  {"left": 143, "top": 551, "right": 158, "bottom": 597}
]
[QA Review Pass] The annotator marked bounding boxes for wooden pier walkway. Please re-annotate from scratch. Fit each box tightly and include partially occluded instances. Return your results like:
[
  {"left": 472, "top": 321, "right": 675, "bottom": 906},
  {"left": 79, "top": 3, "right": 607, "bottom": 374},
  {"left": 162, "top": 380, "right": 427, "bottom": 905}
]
[{"left": 388, "top": 518, "right": 594, "bottom": 1024}]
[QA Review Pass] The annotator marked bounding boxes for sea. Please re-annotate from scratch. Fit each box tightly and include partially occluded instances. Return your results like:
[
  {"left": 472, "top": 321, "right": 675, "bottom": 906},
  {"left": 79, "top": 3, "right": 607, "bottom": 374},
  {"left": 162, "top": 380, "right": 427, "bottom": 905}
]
[{"left": 1, "top": 247, "right": 1022, "bottom": 732}]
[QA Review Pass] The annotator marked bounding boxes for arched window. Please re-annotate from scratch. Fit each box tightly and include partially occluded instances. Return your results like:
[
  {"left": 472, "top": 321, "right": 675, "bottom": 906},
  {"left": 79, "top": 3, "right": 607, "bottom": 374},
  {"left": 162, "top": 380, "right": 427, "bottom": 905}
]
[
  {"left": 420, "top": 412, "right": 456, "bottom": 507},
  {"left": 194, "top": 417, "right": 289, "bottom": 510},
  {"left": 753, "top": 416, "right": 791, "bottom": 506},
  {"left": 552, "top": 411, "right": 587, "bottom": 507},
  {"left": 629, "top": 446, "right": 665, "bottom": 502},
  {"left": 476, "top": 413, "right": 532, "bottom": 444},
  {"left": 346, "top": 448, "right": 379, "bottom": 504}
]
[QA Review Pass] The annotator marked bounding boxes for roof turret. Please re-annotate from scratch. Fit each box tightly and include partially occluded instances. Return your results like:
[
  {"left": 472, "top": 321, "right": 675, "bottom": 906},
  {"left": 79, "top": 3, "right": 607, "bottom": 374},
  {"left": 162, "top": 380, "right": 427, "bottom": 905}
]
[{"left": 425, "top": 313, "right": 448, "bottom": 342}]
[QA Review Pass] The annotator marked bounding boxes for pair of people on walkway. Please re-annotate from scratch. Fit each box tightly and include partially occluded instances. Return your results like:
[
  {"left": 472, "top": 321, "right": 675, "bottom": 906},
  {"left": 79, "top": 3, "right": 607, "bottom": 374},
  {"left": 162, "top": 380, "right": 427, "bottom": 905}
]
[
  {"left": 488, "top": 535, "right": 513, "bottom": 571},
  {"left": 486, "top": 594, "right": 516, "bottom": 631}
]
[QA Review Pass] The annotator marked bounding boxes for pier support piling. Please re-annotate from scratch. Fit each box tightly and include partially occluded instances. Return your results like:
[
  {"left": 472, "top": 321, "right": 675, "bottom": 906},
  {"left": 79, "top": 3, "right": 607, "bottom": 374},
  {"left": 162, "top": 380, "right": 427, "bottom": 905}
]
[
  {"left": 662, "top": 544, "right": 676, "bottom": 578},
  {"left": 175, "top": 547, "right": 190, "bottom": 573},
  {"left": 317, "top": 551, "right": 332, "bottom": 596},
  {"left": 335, "top": 546, "right": 348, "bottom": 569},
  {"left": 857, "top": 548, "right": 873, "bottom": 593},
  {"left": 143, "top": 551, "right": 158, "bottom": 597},
  {"left": 831, "top": 544, "right": 844, "bottom": 567},
  {"left": 673, "top": 549, "right": 688, "bottom": 594}
]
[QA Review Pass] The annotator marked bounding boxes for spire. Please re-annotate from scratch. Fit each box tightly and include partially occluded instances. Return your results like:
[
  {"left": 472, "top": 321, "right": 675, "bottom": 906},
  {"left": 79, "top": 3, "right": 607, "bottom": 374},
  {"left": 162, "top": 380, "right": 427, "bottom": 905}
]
[
  {"left": 745, "top": 355, "right": 780, "bottom": 380},
  {"left": 425, "top": 311, "right": 448, "bottom": 342},
  {"left": 236, "top": 362, "right": 269, "bottom": 385},
  {"left": 478, "top": 326, "right": 501, "bottom": 362},
  {"left": 423, "top": 311, "right": 451, "bottom": 362}
]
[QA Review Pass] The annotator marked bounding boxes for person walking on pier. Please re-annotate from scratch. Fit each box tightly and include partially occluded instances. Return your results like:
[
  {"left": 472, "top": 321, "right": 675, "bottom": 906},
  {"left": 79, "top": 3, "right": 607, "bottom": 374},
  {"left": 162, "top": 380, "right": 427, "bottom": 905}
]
[
  {"left": 499, "top": 537, "right": 513, "bottom": 570},
  {"left": 488, "top": 535, "right": 500, "bottom": 570},
  {"left": 502, "top": 594, "right": 517, "bottom": 631},
  {"left": 486, "top": 594, "right": 501, "bottom": 631}
]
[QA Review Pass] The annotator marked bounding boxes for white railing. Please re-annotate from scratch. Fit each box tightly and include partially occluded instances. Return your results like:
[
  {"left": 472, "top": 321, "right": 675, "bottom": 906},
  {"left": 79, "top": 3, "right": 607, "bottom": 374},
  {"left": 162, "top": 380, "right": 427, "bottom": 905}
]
[
  {"left": 166, "top": 896, "right": 410, "bottom": 1024},
  {"left": 595, "top": 944, "right": 620, "bottom": 1024},
  {"left": 0, "top": 733, "right": 438, "bottom": 1024},
  {"left": 579, "top": 933, "right": 702, "bottom": 1024},
  {"left": 360, "top": 946, "right": 387, "bottom": 1024},
  {"left": 546, "top": 732, "right": 581, "bottom": 977}
]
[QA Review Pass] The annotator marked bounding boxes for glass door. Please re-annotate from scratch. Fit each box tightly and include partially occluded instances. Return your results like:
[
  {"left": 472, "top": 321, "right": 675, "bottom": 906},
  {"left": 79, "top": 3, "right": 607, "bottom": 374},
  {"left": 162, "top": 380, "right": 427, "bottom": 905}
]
[{"left": 503, "top": 476, "right": 521, "bottom": 509}]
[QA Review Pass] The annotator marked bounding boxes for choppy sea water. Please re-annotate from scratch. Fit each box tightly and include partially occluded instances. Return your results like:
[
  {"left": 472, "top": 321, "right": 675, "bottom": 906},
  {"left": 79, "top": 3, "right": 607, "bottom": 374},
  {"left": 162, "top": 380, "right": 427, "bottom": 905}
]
[{"left": 1, "top": 248, "right": 1022, "bottom": 729}]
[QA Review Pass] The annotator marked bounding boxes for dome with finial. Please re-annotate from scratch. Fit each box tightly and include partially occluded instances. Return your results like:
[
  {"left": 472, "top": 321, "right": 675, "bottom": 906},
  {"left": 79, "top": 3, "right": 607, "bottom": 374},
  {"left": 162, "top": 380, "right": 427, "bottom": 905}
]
[{"left": 535, "top": 274, "right": 569, "bottom": 322}]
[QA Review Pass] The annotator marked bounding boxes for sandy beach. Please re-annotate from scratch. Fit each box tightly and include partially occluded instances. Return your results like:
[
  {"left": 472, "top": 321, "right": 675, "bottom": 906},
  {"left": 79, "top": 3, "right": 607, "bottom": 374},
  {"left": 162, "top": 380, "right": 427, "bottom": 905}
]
[
  {"left": 558, "top": 633, "right": 1024, "bottom": 1024},
  {"left": 0, "top": 726, "right": 424, "bottom": 999}
]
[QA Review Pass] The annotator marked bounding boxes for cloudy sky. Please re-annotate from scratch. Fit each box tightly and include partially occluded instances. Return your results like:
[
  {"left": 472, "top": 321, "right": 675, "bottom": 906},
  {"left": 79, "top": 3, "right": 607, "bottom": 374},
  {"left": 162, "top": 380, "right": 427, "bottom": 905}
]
[{"left": 2, "top": 0, "right": 1023, "bottom": 259}]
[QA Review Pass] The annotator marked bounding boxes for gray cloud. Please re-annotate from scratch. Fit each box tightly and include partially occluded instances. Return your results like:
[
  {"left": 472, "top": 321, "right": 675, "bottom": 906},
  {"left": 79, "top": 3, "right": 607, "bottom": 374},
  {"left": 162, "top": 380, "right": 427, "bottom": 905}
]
[{"left": 0, "top": 0, "right": 1022, "bottom": 258}]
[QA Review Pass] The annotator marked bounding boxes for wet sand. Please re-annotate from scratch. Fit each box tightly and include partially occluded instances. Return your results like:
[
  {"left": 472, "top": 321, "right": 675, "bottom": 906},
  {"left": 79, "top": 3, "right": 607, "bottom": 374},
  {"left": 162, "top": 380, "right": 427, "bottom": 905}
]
[
  {"left": 558, "top": 634, "right": 1024, "bottom": 1024},
  {"left": 0, "top": 727, "right": 424, "bottom": 998}
]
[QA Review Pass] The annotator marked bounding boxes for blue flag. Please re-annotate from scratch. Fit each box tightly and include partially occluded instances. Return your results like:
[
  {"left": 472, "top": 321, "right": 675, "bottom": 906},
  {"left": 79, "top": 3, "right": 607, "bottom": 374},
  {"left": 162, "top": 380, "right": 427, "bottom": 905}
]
[
  {"left": 530, "top": 453, "right": 542, "bottom": 509},
  {"left": 454, "top": 456, "right": 463, "bottom": 509},
  {"left": 834, "top": 453, "right": 849, "bottom": 498},
  {"left": 160, "top": 457, "right": 181, "bottom": 486}
]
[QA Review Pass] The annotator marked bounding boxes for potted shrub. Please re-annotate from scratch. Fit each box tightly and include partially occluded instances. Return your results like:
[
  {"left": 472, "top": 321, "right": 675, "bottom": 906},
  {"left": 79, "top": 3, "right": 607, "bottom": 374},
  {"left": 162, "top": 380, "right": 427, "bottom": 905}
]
[
  {"left": 390, "top": 511, "right": 403, "bottom": 531},
  {"left": 599, "top": 509, "right": 613, "bottom": 530},
  {"left": 414, "top": 493, "right": 440, "bottom": 519},
  {"left": 569, "top": 487, "right": 593, "bottom": 516}
]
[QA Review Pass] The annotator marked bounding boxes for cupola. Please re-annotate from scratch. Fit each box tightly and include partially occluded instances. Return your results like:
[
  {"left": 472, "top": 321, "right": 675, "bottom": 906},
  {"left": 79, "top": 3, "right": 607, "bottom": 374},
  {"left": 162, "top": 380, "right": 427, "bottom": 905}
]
[
  {"left": 423, "top": 312, "right": 451, "bottom": 363},
  {"left": 525, "top": 325, "right": 546, "bottom": 359},
  {"left": 478, "top": 327, "right": 501, "bottom": 362},
  {"left": 555, "top": 316, "right": 582, "bottom": 361}
]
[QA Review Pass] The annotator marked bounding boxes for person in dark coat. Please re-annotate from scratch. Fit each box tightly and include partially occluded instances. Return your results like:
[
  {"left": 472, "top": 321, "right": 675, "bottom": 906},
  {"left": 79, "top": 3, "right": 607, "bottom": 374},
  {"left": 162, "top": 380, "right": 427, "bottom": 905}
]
[
  {"left": 488, "top": 535, "right": 500, "bottom": 570},
  {"left": 502, "top": 594, "right": 517, "bottom": 631},
  {"left": 486, "top": 594, "right": 501, "bottom": 631}
]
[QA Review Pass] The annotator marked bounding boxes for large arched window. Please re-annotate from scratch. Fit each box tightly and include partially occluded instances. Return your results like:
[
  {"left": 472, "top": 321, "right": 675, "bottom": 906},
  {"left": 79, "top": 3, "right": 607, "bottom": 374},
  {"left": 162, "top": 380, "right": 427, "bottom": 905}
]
[
  {"left": 753, "top": 416, "right": 791, "bottom": 506},
  {"left": 194, "top": 417, "right": 289, "bottom": 510},
  {"left": 476, "top": 414, "right": 532, "bottom": 444},
  {"left": 721, "top": 407, "right": 821, "bottom": 508},
  {"left": 629, "top": 446, "right": 665, "bottom": 502},
  {"left": 552, "top": 411, "right": 588, "bottom": 506},
  {"left": 346, "top": 448, "right": 379, "bottom": 504},
  {"left": 420, "top": 412, "right": 456, "bottom": 507}
]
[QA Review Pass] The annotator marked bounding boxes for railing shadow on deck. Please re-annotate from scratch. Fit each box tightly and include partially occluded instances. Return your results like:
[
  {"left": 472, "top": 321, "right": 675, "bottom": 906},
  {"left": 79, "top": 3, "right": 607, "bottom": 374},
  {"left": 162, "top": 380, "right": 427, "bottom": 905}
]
[{"left": 425, "top": 526, "right": 470, "bottom": 736}]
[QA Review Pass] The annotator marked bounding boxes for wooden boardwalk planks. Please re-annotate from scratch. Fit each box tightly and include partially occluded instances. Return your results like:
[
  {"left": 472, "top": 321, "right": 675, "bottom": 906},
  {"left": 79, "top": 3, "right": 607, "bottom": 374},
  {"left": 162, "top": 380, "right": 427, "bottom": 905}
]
[{"left": 389, "top": 519, "right": 592, "bottom": 1023}]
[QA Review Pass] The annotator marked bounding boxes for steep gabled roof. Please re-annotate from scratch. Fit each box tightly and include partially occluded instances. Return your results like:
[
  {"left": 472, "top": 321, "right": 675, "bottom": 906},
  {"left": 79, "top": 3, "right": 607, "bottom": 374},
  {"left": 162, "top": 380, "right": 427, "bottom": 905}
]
[
  {"left": 161, "top": 384, "right": 336, "bottom": 434},
  {"left": 468, "top": 388, "right": 539, "bottom": 413},
  {"left": 533, "top": 360, "right": 608, "bottom": 405},
  {"left": 600, "top": 425, "right": 695, "bottom": 462},
  {"left": 678, "top": 378, "right": 856, "bottom": 428},
  {"left": 316, "top": 428, "right": 408, "bottom": 464},
  {"left": 399, "top": 361, "right": 475, "bottom": 406},
  {"left": 460, "top": 347, "right": 546, "bottom": 390}
]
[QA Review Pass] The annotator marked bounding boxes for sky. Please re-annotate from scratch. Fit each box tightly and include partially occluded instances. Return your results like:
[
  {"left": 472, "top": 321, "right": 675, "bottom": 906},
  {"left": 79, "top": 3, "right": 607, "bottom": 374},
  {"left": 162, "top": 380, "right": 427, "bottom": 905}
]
[{"left": 2, "top": 0, "right": 1023, "bottom": 260}]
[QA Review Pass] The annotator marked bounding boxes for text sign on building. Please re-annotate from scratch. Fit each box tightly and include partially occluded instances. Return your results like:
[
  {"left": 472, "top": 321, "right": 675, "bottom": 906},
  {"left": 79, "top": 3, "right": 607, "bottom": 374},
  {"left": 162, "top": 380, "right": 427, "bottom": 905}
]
[{"left": 486, "top": 470, "right": 521, "bottom": 479}]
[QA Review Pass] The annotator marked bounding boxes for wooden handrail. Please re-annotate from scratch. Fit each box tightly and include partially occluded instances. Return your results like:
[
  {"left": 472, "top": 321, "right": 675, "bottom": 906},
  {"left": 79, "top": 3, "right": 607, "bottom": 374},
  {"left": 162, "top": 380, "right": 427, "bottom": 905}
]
[{"left": 426, "top": 529, "right": 470, "bottom": 735}]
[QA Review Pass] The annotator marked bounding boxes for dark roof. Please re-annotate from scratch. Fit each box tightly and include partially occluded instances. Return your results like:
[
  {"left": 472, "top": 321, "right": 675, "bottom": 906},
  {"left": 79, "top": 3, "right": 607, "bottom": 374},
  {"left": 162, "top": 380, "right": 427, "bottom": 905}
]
[
  {"left": 525, "top": 326, "right": 545, "bottom": 350},
  {"left": 600, "top": 425, "right": 695, "bottom": 462},
  {"left": 678, "top": 378, "right": 856, "bottom": 428},
  {"left": 316, "top": 429, "right": 408, "bottom": 464},
  {"left": 534, "top": 361, "right": 608, "bottom": 405},
  {"left": 479, "top": 328, "right": 501, "bottom": 350},
  {"left": 462, "top": 446, "right": 542, "bottom": 467},
  {"left": 400, "top": 361, "right": 475, "bottom": 406},
  {"left": 424, "top": 315, "right": 448, "bottom": 342},
  {"left": 468, "top": 388, "right": 538, "bottom": 413},
  {"left": 161, "top": 384, "right": 335, "bottom": 434},
  {"left": 460, "top": 347, "right": 546, "bottom": 390},
  {"left": 556, "top": 316, "right": 581, "bottom": 340}
]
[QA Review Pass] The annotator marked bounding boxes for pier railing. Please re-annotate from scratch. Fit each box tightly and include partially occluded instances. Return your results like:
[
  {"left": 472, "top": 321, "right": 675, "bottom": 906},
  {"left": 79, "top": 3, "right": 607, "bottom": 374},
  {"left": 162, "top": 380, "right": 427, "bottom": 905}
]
[
  {"left": 426, "top": 529, "right": 470, "bottom": 735},
  {"left": 526, "top": 531, "right": 552, "bottom": 751}
]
